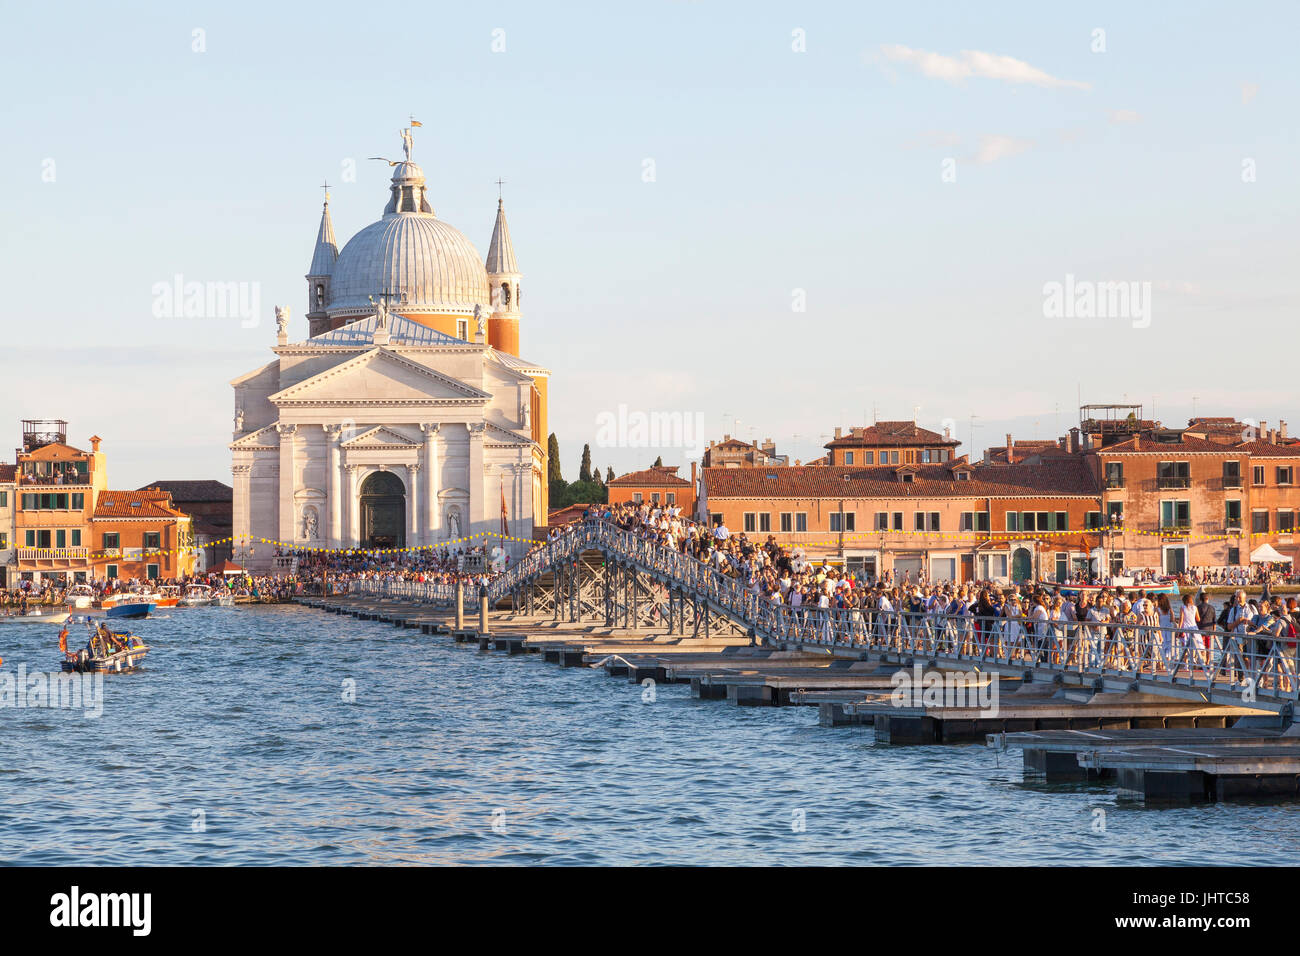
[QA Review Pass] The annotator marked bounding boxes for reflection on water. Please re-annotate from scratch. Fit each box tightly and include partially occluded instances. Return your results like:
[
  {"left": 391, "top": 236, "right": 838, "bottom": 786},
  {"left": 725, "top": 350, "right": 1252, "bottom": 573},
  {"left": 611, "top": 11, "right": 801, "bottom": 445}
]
[{"left": 1, "top": 604, "right": 1296, "bottom": 865}]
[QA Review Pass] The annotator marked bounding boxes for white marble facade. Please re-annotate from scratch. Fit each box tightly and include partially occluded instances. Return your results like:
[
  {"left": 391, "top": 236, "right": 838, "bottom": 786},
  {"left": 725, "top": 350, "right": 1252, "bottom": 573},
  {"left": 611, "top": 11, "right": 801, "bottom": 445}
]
[{"left": 230, "top": 314, "right": 545, "bottom": 568}]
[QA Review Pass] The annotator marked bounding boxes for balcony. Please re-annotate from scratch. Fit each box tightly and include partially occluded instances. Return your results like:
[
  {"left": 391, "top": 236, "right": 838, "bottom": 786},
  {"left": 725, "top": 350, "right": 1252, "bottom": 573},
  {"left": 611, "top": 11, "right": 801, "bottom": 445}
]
[
  {"left": 18, "top": 547, "right": 90, "bottom": 563},
  {"left": 1157, "top": 476, "right": 1191, "bottom": 490},
  {"left": 1104, "top": 477, "right": 1125, "bottom": 489}
]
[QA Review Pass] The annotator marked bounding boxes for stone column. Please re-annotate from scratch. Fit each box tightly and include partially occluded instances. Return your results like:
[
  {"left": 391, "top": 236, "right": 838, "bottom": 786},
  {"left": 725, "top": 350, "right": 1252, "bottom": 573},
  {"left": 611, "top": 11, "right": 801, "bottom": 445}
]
[
  {"left": 407, "top": 462, "right": 421, "bottom": 550},
  {"left": 468, "top": 422, "right": 486, "bottom": 540},
  {"left": 231, "top": 463, "right": 252, "bottom": 543},
  {"left": 346, "top": 464, "right": 361, "bottom": 546},
  {"left": 420, "top": 423, "right": 440, "bottom": 546},
  {"left": 325, "top": 425, "right": 342, "bottom": 550},
  {"left": 276, "top": 423, "right": 297, "bottom": 547}
]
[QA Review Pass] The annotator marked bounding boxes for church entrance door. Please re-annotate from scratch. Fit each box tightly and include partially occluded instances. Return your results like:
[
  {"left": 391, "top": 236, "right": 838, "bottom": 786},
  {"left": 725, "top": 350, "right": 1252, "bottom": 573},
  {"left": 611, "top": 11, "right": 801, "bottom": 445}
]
[{"left": 359, "top": 471, "right": 406, "bottom": 549}]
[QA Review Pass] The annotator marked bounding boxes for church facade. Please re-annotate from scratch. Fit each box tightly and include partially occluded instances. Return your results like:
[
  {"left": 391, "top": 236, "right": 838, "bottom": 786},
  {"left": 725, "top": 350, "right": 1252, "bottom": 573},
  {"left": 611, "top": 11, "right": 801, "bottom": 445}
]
[{"left": 229, "top": 128, "right": 548, "bottom": 568}]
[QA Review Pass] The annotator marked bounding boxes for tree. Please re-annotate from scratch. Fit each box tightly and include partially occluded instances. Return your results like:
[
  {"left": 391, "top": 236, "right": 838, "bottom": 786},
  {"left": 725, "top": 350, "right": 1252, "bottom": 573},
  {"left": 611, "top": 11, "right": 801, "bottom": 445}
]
[
  {"left": 547, "top": 433, "right": 562, "bottom": 484},
  {"left": 593, "top": 464, "right": 604, "bottom": 486},
  {"left": 606, "top": 466, "right": 614, "bottom": 483},
  {"left": 653, "top": 455, "right": 663, "bottom": 468},
  {"left": 579, "top": 443, "right": 592, "bottom": 483}
]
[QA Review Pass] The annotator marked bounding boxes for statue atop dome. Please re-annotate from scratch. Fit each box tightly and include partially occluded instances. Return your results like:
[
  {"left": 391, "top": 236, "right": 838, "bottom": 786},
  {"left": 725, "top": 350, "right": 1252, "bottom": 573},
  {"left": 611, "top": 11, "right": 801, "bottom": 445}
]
[{"left": 400, "top": 126, "right": 414, "bottom": 162}]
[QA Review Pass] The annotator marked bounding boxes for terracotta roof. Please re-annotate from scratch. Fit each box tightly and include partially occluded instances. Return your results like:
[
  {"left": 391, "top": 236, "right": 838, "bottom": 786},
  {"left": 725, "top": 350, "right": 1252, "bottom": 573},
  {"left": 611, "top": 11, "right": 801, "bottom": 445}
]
[
  {"left": 139, "top": 479, "right": 233, "bottom": 503},
  {"left": 825, "top": 422, "right": 958, "bottom": 449},
  {"left": 93, "top": 490, "right": 188, "bottom": 519},
  {"left": 0, "top": 464, "right": 15, "bottom": 482},
  {"left": 609, "top": 467, "right": 691, "bottom": 487},
  {"left": 1102, "top": 435, "right": 1300, "bottom": 456},
  {"left": 18, "top": 442, "right": 89, "bottom": 461},
  {"left": 703, "top": 460, "right": 1099, "bottom": 499}
]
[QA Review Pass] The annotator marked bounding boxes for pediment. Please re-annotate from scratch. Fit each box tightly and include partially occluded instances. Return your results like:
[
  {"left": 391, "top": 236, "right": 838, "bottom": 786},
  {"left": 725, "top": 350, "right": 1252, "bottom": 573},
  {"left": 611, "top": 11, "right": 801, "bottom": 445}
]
[
  {"left": 230, "top": 425, "right": 278, "bottom": 449},
  {"left": 268, "top": 348, "right": 490, "bottom": 406},
  {"left": 342, "top": 426, "right": 420, "bottom": 448}
]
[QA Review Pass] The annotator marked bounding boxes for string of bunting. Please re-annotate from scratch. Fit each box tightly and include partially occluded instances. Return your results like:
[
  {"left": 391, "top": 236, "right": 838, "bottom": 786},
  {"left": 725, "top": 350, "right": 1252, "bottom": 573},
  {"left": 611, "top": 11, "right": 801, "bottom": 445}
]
[{"left": 69, "top": 524, "right": 1289, "bottom": 561}]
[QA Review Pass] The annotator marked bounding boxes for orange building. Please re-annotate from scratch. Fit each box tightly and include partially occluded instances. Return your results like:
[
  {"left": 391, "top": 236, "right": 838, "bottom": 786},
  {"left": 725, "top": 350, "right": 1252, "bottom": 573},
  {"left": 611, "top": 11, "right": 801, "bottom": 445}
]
[
  {"left": 698, "top": 459, "right": 1102, "bottom": 584},
  {"left": 608, "top": 464, "right": 697, "bottom": 513},
  {"left": 92, "top": 490, "right": 195, "bottom": 582},
  {"left": 823, "top": 422, "right": 960, "bottom": 467},
  {"left": 12, "top": 420, "right": 196, "bottom": 584}
]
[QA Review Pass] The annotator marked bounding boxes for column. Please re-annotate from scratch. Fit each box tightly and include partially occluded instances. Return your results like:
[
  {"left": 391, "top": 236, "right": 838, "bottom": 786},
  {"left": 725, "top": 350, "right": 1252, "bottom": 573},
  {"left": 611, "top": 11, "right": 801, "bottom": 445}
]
[
  {"left": 407, "top": 462, "right": 421, "bottom": 550},
  {"left": 420, "top": 423, "right": 440, "bottom": 546},
  {"left": 346, "top": 464, "right": 360, "bottom": 546},
  {"left": 276, "top": 423, "right": 297, "bottom": 547},
  {"left": 326, "top": 425, "right": 342, "bottom": 549},
  {"left": 468, "top": 422, "right": 486, "bottom": 538}
]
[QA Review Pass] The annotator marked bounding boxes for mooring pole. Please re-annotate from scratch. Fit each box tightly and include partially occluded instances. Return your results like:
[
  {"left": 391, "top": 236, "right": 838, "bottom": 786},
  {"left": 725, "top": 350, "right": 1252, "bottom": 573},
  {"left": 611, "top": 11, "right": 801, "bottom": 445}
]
[
  {"left": 479, "top": 584, "right": 490, "bottom": 635},
  {"left": 455, "top": 579, "right": 464, "bottom": 630}
]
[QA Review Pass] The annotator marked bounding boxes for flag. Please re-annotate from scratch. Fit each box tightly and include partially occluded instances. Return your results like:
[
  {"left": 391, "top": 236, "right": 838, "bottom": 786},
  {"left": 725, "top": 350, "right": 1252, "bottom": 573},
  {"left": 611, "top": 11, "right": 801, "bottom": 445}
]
[
  {"left": 500, "top": 477, "right": 509, "bottom": 538},
  {"left": 410, "top": 118, "right": 423, "bottom": 127}
]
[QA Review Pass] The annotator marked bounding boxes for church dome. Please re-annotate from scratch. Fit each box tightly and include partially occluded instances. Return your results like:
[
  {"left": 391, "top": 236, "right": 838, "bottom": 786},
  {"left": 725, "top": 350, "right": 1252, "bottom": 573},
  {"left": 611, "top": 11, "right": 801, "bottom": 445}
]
[
  {"left": 325, "top": 150, "right": 491, "bottom": 319},
  {"left": 328, "top": 213, "right": 492, "bottom": 317}
]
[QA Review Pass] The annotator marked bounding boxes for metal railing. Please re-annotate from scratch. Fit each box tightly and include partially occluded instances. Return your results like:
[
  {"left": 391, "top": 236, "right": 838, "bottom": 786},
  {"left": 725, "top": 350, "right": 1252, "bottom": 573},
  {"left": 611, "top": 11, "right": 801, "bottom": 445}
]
[{"left": 340, "top": 517, "right": 1300, "bottom": 704}]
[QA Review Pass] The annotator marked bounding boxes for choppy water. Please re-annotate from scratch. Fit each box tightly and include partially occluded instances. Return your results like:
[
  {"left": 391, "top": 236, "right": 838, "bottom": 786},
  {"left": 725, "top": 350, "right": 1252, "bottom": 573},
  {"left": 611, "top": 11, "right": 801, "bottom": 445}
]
[{"left": 1, "top": 604, "right": 1298, "bottom": 865}]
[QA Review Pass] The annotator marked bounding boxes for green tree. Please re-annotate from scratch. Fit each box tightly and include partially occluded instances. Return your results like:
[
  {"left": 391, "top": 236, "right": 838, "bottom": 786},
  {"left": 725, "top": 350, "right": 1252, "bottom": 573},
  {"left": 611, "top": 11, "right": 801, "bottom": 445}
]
[
  {"left": 653, "top": 455, "right": 663, "bottom": 468},
  {"left": 579, "top": 444, "right": 592, "bottom": 483},
  {"left": 547, "top": 433, "right": 562, "bottom": 484},
  {"left": 606, "top": 466, "right": 615, "bottom": 483}
]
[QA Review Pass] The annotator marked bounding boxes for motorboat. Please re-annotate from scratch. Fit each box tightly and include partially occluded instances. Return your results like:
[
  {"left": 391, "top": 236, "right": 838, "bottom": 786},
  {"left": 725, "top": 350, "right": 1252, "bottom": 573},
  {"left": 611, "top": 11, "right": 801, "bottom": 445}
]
[
  {"left": 179, "top": 584, "right": 215, "bottom": 607},
  {"left": 65, "top": 584, "right": 96, "bottom": 609},
  {"left": 155, "top": 585, "right": 181, "bottom": 608},
  {"left": 60, "top": 616, "right": 149, "bottom": 673},
  {"left": 103, "top": 594, "right": 155, "bottom": 619}
]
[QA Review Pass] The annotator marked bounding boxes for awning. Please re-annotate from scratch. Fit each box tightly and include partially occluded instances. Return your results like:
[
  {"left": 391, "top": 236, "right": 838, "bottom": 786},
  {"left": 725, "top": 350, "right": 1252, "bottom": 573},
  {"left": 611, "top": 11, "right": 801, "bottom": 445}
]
[
  {"left": 1249, "top": 544, "right": 1292, "bottom": 563},
  {"left": 214, "top": 559, "right": 245, "bottom": 576}
]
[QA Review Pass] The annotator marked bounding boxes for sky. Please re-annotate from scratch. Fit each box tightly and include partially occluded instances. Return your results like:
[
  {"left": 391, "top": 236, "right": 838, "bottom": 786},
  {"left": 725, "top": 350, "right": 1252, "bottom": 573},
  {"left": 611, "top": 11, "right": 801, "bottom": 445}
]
[{"left": 2, "top": 0, "right": 1296, "bottom": 488}]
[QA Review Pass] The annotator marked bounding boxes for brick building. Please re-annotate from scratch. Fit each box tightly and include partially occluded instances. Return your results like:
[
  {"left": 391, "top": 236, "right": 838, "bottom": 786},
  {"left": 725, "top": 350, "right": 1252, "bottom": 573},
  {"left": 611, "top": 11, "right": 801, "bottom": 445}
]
[
  {"left": 822, "top": 422, "right": 961, "bottom": 466},
  {"left": 702, "top": 436, "right": 786, "bottom": 468},
  {"left": 141, "top": 479, "right": 233, "bottom": 572}
]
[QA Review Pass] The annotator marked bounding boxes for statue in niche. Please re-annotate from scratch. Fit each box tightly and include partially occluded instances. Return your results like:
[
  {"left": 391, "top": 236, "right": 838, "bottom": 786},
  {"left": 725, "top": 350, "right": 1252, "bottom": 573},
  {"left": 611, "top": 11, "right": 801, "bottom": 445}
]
[
  {"left": 302, "top": 506, "right": 319, "bottom": 540},
  {"left": 446, "top": 507, "right": 462, "bottom": 540}
]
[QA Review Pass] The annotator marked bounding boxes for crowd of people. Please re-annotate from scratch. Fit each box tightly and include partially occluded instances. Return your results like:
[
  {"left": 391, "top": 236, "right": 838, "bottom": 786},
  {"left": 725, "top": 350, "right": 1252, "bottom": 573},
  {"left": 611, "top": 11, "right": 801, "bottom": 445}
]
[{"left": 542, "top": 500, "right": 1300, "bottom": 677}]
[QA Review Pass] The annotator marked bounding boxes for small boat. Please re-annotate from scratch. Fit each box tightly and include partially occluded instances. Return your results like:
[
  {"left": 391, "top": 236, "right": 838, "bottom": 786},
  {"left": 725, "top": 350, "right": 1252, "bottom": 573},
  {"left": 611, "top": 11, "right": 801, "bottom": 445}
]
[
  {"left": 155, "top": 585, "right": 181, "bottom": 608},
  {"left": 179, "top": 584, "right": 215, "bottom": 607},
  {"left": 60, "top": 617, "right": 149, "bottom": 673},
  {"left": 105, "top": 595, "right": 155, "bottom": 619},
  {"left": 213, "top": 592, "right": 235, "bottom": 607},
  {"left": 65, "top": 584, "right": 96, "bottom": 609}
]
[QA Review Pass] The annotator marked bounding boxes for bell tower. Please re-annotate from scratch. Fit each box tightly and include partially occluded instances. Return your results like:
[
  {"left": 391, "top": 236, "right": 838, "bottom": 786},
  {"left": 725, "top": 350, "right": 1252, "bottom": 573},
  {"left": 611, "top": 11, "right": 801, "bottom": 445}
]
[
  {"left": 485, "top": 188, "right": 521, "bottom": 355},
  {"left": 306, "top": 183, "right": 338, "bottom": 337}
]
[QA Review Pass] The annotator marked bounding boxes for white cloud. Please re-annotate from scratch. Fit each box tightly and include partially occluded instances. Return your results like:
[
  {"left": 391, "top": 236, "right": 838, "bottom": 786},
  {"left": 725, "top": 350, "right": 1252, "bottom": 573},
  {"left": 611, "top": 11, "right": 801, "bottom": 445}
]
[
  {"left": 1106, "top": 109, "right": 1141, "bottom": 124},
  {"left": 973, "top": 134, "right": 1033, "bottom": 164},
  {"left": 879, "top": 44, "right": 1090, "bottom": 90}
]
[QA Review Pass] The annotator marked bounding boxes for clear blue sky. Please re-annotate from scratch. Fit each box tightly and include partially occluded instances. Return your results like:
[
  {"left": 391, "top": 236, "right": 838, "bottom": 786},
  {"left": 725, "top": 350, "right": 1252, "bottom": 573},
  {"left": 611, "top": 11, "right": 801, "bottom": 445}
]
[{"left": 2, "top": 1, "right": 1296, "bottom": 486}]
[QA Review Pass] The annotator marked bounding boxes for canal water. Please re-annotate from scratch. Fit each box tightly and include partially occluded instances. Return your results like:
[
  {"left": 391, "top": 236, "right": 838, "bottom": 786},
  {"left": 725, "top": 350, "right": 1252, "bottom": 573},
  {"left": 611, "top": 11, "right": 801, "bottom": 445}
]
[{"left": 2, "top": 604, "right": 1298, "bottom": 865}]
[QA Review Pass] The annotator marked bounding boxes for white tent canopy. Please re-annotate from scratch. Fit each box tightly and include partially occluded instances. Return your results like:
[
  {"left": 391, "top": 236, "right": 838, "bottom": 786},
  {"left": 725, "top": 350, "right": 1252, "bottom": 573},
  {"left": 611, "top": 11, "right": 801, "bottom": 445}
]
[{"left": 1249, "top": 543, "right": 1292, "bottom": 563}]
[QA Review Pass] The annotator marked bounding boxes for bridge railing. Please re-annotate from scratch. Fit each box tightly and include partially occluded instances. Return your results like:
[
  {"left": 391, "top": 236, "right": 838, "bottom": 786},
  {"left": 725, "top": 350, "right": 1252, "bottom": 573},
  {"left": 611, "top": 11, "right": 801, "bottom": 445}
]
[
  {"left": 764, "top": 605, "right": 1299, "bottom": 700},
  {"left": 337, "top": 518, "right": 1299, "bottom": 702}
]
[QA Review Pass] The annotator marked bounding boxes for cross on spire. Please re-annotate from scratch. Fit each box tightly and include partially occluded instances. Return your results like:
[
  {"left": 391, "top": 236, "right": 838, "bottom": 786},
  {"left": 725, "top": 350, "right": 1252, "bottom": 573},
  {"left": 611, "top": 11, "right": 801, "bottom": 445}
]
[
  {"left": 321, "top": 179, "right": 330, "bottom": 203},
  {"left": 495, "top": 178, "right": 506, "bottom": 201}
]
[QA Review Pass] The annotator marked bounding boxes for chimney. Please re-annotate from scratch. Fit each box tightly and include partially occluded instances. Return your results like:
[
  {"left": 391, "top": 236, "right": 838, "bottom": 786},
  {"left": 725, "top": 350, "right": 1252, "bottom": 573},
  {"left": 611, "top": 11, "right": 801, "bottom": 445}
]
[
  {"left": 1270, "top": 428, "right": 1278, "bottom": 445},
  {"left": 1282, "top": 421, "right": 1290, "bottom": 441},
  {"left": 690, "top": 461, "right": 697, "bottom": 489},
  {"left": 89, "top": 435, "right": 102, "bottom": 453},
  {"left": 1133, "top": 434, "right": 1140, "bottom": 451},
  {"left": 1005, "top": 433, "right": 1014, "bottom": 464},
  {"left": 834, "top": 427, "right": 842, "bottom": 439}
]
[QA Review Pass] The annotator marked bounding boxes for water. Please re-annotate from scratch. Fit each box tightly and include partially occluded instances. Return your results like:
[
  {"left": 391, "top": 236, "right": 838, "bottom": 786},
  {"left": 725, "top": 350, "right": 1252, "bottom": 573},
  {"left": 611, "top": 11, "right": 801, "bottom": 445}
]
[{"left": 2, "top": 604, "right": 1298, "bottom": 865}]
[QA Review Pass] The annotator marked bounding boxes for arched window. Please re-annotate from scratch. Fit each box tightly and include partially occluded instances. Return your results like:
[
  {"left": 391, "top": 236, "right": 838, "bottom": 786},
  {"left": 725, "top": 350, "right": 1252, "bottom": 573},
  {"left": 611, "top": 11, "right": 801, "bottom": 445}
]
[
  {"left": 500, "top": 282, "right": 511, "bottom": 308},
  {"left": 315, "top": 283, "right": 325, "bottom": 307},
  {"left": 515, "top": 285, "right": 521, "bottom": 307}
]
